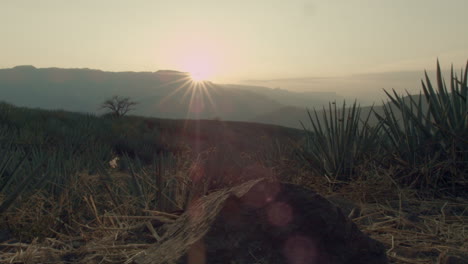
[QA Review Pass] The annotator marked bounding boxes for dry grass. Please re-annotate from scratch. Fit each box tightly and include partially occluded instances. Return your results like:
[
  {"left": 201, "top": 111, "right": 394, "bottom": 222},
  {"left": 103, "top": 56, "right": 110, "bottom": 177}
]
[
  {"left": 0, "top": 165, "right": 466, "bottom": 263},
  {"left": 335, "top": 171, "right": 467, "bottom": 264},
  {"left": 360, "top": 200, "right": 467, "bottom": 264},
  {"left": 281, "top": 163, "right": 467, "bottom": 264}
]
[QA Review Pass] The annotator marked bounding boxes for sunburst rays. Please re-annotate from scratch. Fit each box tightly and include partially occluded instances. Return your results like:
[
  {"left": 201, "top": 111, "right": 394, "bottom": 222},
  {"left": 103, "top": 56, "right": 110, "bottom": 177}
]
[{"left": 156, "top": 74, "right": 219, "bottom": 123}]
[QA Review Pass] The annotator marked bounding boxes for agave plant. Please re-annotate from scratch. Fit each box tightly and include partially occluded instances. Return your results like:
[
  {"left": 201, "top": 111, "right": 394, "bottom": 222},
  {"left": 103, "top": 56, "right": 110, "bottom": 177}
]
[
  {"left": 107, "top": 151, "right": 187, "bottom": 212},
  {"left": 299, "top": 101, "right": 382, "bottom": 183},
  {"left": 0, "top": 146, "right": 47, "bottom": 215},
  {"left": 375, "top": 60, "right": 467, "bottom": 193}
]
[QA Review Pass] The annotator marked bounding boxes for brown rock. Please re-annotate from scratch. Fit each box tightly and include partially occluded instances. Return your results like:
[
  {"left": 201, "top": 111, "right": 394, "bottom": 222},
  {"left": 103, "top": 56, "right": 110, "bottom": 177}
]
[{"left": 136, "top": 179, "right": 388, "bottom": 264}]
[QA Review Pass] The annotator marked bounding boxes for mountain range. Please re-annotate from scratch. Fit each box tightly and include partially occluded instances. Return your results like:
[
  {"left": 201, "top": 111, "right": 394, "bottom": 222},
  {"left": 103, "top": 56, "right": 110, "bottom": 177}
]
[{"left": 0, "top": 65, "right": 430, "bottom": 129}]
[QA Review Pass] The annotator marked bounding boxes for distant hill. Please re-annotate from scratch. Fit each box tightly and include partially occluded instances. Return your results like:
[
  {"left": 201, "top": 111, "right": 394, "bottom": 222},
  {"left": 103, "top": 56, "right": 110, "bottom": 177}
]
[
  {"left": 0, "top": 65, "right": 433, "bottom": 129},
  {"left": 241, "top": 70, "right": 446, "bottom": 105},
  {"left": 250, "top": 106, "right": 310, "bottom": 129},
  {"left": 0, "top": 100, "right": 305, "bottom": 158},
  {"left": 223, "top": 84, "right": 343, "bottom": 108},
  {"left": 0, "top": 66, "right": 336, "bottom": 122},
  {"left": 251, "top": 95, "right": 427, "bottom": 130},
  {"left": 250, "top": 105, "right": 375, "bottom": 130}
]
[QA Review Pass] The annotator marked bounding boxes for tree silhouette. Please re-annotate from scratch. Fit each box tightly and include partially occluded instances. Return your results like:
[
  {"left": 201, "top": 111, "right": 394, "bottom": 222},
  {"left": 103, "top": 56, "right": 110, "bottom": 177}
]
[{"left": 100, "top": 95, "right": 137, "bottom": 117}]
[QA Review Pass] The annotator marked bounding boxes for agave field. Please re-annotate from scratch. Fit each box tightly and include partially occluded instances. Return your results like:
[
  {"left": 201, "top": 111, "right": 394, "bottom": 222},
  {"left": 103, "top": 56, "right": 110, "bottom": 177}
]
[
  {"left": 0, "top": 61, "right": 467, "bottom": 263},
  {"left": 299, "top": 61, "right": 467, "bottom": 196}
]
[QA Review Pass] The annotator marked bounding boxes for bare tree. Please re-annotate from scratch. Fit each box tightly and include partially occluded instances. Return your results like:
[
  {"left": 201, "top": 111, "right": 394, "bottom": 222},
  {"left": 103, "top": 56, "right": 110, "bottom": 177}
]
[{"left": 100, "top": 95, "right": 138, "bottom": 117}]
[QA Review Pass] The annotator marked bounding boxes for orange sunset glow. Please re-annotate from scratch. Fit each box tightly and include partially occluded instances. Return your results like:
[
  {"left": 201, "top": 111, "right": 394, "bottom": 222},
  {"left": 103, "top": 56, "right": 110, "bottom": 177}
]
[{"left": 0, "top": 1, "right": 467, "bottom": 263}]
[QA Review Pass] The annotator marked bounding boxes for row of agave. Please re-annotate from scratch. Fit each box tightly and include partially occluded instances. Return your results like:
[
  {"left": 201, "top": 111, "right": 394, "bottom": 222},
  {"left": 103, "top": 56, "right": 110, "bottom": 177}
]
[
  {"left": 0, "top": 106, "right": 112, "bottom": 215},
  {"left": 0, "top": 105, "right": 186, "bottom": 220},
  {"left": 298, "top": 60, "right": 467, "bottom": 197}
]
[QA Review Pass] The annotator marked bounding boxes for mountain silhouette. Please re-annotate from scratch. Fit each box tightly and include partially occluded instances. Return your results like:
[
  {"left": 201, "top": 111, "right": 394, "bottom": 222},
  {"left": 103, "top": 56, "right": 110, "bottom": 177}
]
[{"left": 0, "top": 66, "right": 339, "bottom": 124}]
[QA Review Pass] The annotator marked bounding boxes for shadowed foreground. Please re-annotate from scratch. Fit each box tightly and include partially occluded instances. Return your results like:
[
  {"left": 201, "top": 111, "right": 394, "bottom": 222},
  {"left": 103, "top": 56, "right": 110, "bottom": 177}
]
[{"left": 136, "top": 178, "right": 387, "bottom": 264}]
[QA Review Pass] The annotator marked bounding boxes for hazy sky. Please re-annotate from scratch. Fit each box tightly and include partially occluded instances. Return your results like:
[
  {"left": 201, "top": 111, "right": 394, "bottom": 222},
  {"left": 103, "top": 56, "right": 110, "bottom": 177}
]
[{"left": 1, "top": 0, "right": 467, "bottom": 82}]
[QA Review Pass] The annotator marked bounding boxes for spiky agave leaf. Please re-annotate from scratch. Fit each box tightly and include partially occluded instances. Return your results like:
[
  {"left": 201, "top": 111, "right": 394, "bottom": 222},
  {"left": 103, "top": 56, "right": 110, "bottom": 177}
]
[
  {"left": 377, "top": 60, "right": 468, "bottom": 193},
  {"left": 299, "top": 101, "right": 382, "bottom": 183},
  {"left": 0, "top": 151, "right": 47, "bottom": 215}
]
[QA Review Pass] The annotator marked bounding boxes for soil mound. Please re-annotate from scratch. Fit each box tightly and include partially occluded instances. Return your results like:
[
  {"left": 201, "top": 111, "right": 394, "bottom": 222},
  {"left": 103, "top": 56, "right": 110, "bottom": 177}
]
[{"left": 136, "top": 178, "right": 388, "bottom": 264}]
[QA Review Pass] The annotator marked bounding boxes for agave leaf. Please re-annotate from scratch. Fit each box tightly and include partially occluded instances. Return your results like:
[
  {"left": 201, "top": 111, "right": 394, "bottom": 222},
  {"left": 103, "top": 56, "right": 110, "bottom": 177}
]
[
  {"left": 0, "top": 151, "right": 30, "bottom": 194},
  {"left": 436, "top": 60, "right": 446, "bottom": 100},
  {"left": 123, "top": 154, "right": 146, "bottom": 206},
  {"left": 0, "top": 155, "right": 46, "bottom": 214},
  {"left": 300, "top": 99, "right": 381, "bottom": 181},
  {"left": 378, "top": 60, "right": 468, "bottom": 193},
  {"left": 0, "top": 148, "right": 15, "bottom": 181}
]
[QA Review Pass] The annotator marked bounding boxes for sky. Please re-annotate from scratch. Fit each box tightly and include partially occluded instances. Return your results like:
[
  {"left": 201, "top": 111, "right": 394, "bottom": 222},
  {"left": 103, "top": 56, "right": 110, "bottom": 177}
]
[{"left": 1, "top": 0, "right": 467, "bottom": 82}]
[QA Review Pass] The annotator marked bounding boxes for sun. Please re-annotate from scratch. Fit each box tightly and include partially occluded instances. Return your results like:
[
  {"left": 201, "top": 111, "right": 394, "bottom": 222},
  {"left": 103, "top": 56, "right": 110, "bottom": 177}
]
[
  {"left": 186, "top": 60, "right": 215, "bottom": 82},
  {"left": 190, "top": 70, "right": 211, "bottom": 82},
  {"left": 180, "top": 53, "right": 217, "bottom": 82}
]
